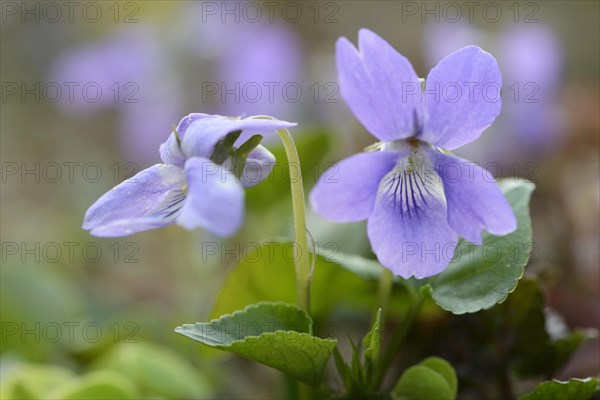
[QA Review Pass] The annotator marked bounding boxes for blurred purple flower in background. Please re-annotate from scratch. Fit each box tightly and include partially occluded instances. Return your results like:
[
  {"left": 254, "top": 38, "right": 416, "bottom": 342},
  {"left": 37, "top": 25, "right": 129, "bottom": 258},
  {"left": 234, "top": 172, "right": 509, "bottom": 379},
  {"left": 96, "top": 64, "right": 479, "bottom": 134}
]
[
  {"left": 48, "top": 25, "right": 183, "bottom": 165},
  {"left": 50, "top": 5, "right": 305, "bottom": 166},
  {"left": 310, "top": 29, "right": 516, "bottom": 278},
  {"left": 181, "top": 2, "right": 304, "bottom": 125},
  {"left": 48, "top": 27, "right": 155, "bottom": 115},
  {"left": 83, "top": 114, "right": 295, "bottom": 237},
  {"left": 425, "top": 22, "right": 565, "bottom": 160},
  {"left": 499, "top": 25, "right": 565, "bottom": 149},
  {"left": 119, "top": 74, "right": 182, "bottom": 166},
  {"left": 217, "top": 22, "right": 303, "bottom": 122}
]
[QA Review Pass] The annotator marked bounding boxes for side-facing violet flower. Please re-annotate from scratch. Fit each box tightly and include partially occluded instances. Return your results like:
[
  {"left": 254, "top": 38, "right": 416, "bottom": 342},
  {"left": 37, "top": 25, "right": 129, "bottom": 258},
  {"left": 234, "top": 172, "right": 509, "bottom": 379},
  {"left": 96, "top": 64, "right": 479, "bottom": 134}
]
[
  {"left": 83, "top": 114, "right": 295, "bottom": 237},
  {"left": 310, "top": 29, "right": 517, "bottom": 279}
]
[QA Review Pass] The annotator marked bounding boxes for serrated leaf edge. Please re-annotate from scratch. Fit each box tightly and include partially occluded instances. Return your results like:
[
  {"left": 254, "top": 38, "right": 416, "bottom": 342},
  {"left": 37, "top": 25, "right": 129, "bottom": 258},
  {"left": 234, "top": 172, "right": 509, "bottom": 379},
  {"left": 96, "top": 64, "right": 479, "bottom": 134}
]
[
  {"left": 175, "top": 301, "right": 317, "bottom": 345},
  {"left": 431, "top": 180, "right": 535, "bottom": 315}
]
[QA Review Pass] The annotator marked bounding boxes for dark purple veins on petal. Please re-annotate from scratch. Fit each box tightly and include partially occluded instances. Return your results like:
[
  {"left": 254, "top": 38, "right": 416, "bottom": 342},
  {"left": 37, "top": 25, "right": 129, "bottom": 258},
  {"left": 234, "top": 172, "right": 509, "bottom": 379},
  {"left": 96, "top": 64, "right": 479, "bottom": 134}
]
[
  {"left": 381, "top": 165, "right": 437, "bottom": 221},
  {"left": 150, "top": 190, "right": 187, "bottom": 221}
]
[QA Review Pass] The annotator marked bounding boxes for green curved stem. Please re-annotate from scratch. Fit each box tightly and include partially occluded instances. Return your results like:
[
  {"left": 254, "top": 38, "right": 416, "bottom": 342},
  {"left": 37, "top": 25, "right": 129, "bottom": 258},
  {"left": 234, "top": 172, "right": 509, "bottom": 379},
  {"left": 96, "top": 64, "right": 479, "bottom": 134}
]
[
  {"left": 249, "top": 116, "right": 311, "bottom": 314},
  {"left": 276, "top": 127, "right": 311, "bottom": 314}
]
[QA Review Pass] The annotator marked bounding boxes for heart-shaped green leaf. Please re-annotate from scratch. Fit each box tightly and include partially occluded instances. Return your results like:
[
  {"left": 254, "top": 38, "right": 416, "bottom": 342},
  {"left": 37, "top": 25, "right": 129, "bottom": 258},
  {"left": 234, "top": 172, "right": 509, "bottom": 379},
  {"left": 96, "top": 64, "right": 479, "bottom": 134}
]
[
  {"left": 175, "top": 302, "right": 337, "bottom": 385},
  {"left": 518, "top": 377, "right": 599, "bottom": 400},
  {"left": 393, "top": 357, "right": 457, "bottom": 400},
  {"left": 419, "top": 357, "right": 457, "bottom": 398},
  {"left": 427, "top": 179, "right": 535, "bottom": 314}
]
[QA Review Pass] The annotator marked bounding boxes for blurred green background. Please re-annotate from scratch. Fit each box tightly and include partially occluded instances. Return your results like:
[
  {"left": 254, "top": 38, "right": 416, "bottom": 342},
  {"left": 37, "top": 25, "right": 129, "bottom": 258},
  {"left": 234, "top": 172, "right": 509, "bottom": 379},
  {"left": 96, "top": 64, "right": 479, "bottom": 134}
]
[{"left": 1, "top": 1, "right": 598, "bottom": 398}]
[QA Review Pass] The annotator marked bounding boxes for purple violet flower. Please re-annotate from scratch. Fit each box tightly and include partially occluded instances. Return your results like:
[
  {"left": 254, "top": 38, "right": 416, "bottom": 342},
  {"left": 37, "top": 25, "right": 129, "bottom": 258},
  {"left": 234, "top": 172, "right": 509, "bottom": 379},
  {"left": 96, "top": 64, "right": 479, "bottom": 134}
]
[
  {"left": 83, "top": 114, "right": 295, "bottom": 237},
  {"left": 310, "top": 29, "right": 517, "bottom": 279},
  {"left": 425, "top": 22, "right": 565, "bottom": 159}
]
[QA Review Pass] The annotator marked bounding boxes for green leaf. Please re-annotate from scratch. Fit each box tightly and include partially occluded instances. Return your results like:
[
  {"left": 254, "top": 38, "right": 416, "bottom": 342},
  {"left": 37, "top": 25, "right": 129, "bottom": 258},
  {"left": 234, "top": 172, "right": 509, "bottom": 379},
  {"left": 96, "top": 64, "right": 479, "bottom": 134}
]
[
  {"left": 49, "top": 371, "right": 139, "bottom": 400},
  {"left": 333, "top": 346, "right": 352, "bottom": 388},
  {"left": 348, "top": 337, "right": 365, "bottom": 388},
  {"left": 419, "top": 357, "right": 457, "bottom": 399},
  {"left": 182, "top": 301, "right": 313, "bottom": 342},
  {"left": 428, "top": 179, "right": 535, "bottom": 314},
  {"left": 518, "top": 378, "right": 599, "bottom": 400},
  {"left": 326, "top": 251, "right": 387, "bottom": 282},
  {"left": 335, "top": 319, "right": 384, "bottom": 397},
  {"left": 393, "top": 366, "right": 453, "bottom": 400},
  {"left": 550, "top": 329, "right": 591, "bottom": 373},
  {"left": 393, "top": 357, "right": 458, "bottom": 400},
  {"left": 175, "top": 302, "right": 337, "bottom": 385},
  {"left": 363, "top": 308, "right": 382, "bottom": 370},
  {"left": 93, "top": 342, "right": 213, "bottom": 398}
]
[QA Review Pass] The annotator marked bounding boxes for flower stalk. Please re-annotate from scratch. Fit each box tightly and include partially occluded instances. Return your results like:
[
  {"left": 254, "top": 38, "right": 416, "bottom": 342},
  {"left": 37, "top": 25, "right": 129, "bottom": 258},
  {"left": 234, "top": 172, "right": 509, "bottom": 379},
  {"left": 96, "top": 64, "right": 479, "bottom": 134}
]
[
  {"left": 277, "top": 127, "right": 311, "bottom": 313},
  {"left": 250, "top": 116, "right": 311, "bottom": 314}
]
